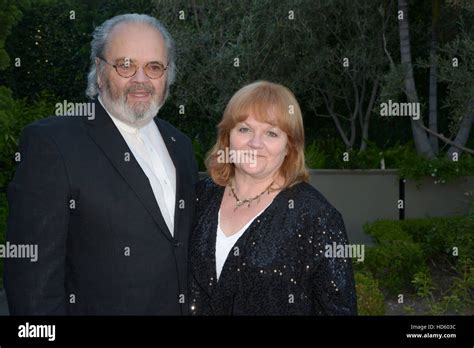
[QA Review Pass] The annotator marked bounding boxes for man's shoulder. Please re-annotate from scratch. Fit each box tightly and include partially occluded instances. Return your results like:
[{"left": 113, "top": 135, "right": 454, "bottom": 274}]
[
  {"left": 155, "top": 117, "right": 192, "bottom": 145},
  {"left": 22, "top": 114, "right": 87, "bottom": 140}
]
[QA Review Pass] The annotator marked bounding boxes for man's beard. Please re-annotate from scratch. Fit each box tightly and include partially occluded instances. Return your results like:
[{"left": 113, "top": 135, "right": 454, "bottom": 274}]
[{"left": 100, "top": 78, "right": 163, "bottom": 128}]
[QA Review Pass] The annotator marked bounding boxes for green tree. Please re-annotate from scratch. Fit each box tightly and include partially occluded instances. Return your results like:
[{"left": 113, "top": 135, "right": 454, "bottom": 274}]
[{"left": 0, "top": 0, "right": 24, "bottom": 70}]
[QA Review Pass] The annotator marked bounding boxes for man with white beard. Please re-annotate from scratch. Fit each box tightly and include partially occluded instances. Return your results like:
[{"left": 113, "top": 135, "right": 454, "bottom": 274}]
[{"left": 5, "top": 14, "right": 199, "bottom": 315}]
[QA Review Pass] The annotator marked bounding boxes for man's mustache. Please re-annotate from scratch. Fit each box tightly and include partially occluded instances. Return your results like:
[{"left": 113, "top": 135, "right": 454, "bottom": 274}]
[{"left": 126, "top": 84, "right": 155, "bottom": 95}]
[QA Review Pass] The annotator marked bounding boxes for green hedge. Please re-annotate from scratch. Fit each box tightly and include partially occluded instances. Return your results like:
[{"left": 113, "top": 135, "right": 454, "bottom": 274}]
[
  {"left": 399, "top": 216, "right": 474, "bottom": 260},
  {"left": 355, "top": 271, "right": 385, "bottom": 315},
  {"left": 360, "top": 220, "right": 427, "bottom": 294},
  {"left": 359, "top": 210, "right": 474, "bottom": 309}
]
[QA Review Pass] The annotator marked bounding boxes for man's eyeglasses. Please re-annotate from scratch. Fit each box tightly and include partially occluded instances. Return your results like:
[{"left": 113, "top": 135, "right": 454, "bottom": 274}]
[{"left": 97, "top": 56, "right": 168, "bottom": 79}]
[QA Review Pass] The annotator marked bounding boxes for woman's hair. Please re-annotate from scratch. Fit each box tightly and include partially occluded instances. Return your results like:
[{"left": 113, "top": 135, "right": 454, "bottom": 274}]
[{"left": 206, "top": 80, "right": 309, "bottom": 189}]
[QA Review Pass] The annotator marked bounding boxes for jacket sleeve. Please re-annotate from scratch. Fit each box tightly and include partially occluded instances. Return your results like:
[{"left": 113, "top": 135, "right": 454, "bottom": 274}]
[
  {"left": 4, "top": 124, "right": 70, "bottom": 315},
  {"left": 310, "top": 207, "right": 358, "bottom": 315}
]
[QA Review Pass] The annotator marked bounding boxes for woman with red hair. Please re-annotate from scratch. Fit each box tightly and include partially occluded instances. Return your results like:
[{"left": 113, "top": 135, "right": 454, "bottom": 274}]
[{"left": 189, "top": 81, "right": 357, "bottom": 315}]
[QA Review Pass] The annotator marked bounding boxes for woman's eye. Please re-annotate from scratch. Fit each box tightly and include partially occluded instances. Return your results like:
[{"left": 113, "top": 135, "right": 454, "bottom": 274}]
[
  {"left": 267, "top": 131, "right": 278, "bottom": 137},
  {"left": 239, "top": 127, "right": 250, "bottom": 133}
]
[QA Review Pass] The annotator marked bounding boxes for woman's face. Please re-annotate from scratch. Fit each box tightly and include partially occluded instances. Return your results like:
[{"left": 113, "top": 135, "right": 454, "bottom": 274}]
[{"left": 229, "top": 113, "right": 288, "bottom": 180}]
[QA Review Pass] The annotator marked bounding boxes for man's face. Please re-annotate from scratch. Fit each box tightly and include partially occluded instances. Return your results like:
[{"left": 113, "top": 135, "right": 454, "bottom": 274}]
[{"left": 97, "top": 23, "right": 168, "bottom": 127}]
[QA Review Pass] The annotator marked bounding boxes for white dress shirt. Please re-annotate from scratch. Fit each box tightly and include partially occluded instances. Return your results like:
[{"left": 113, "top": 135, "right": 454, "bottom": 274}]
[{"left": 99, "top": 97, "right": 177, "bottom": 236}]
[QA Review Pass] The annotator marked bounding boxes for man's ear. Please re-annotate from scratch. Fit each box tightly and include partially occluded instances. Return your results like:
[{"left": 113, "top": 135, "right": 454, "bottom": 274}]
[{"left": 95, "top": 58, "right": 102, "bottom": 89}]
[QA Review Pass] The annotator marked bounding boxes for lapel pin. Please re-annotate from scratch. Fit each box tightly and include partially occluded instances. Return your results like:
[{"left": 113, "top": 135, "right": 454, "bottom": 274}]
[{"left": 171, "top": 136, "right": 176, "bottom": 142}]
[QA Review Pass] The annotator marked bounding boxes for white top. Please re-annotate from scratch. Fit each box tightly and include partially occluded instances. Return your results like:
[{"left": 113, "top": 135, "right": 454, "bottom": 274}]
[
  {"left": 215, "top": 201, "right": 272, "bottom": 280},
  {"left": 99, "top": 97, "right": 177, "bottom": 236}
]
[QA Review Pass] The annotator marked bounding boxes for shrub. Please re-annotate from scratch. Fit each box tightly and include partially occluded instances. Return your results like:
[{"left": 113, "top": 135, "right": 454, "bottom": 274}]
[
  {"left": 363, "top": 240, "right": 426, "bottom": 294},
  {"left": 448, "top": 257, "right": 474, "bottom": 312},
  {"left": 425, "top": 257, "right": 473, "bottom": 315},
  {"left": 305, "top": 141, "right": 326, "bottom": 169},
  {"left": 411, "top": 270, "right": 434, "bottom": 299},
  {"left": 400, "top": 216, "right": 474, "bottom": 263},
  {"left": 399, "top": 217, "right": 457, "bottom": 258},
  {"left": 362, "top": 212, "right": 474, "bottom": 310},
  {"left": 397, "top": 153, "right": 474, "bottom": 187},
  {"left": 355, "top": 272, "right": 385, "bottom": 315},
  {"left": 362, "top": 219, "right": 427, "bottom": 294},
  {"left": 363, "top": 219, "right": 412, "bottom": 244}
]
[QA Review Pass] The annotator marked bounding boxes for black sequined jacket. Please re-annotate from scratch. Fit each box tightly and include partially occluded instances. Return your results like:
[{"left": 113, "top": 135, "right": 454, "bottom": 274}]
[{"left": 188, "top": 177, "right": 357, "bottom": 315}]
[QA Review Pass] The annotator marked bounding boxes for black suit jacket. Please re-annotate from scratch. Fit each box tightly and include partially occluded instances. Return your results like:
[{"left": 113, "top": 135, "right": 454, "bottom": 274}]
[
  {"left": 189, "top": 178, "right": 357, "bottom": 315},
  {"left": 5, "top": 101, "right": 199, "bottom": 315}
]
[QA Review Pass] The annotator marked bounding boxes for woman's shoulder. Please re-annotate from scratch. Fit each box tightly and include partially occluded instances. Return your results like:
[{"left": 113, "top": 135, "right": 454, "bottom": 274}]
[
  {"left": 281, "top": 181, "right": 343, "bottom": 219},
  {"left": 196, "top": 176, "right": 220, "bottom": 190},
  {"left": 281, "top": 181, "right": 348, "bottom": 242},
  {"left": 196, "top": 176, "right": 224, "bottom": 200}
]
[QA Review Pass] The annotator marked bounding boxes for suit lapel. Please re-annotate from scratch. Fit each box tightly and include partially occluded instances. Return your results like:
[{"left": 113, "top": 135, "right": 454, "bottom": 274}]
[
  {"left": 84, "top": 101, "right": 173, "bottom": 242},
  {"left": 154, "top": 118, "right": 183, "bottom": 242}
]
